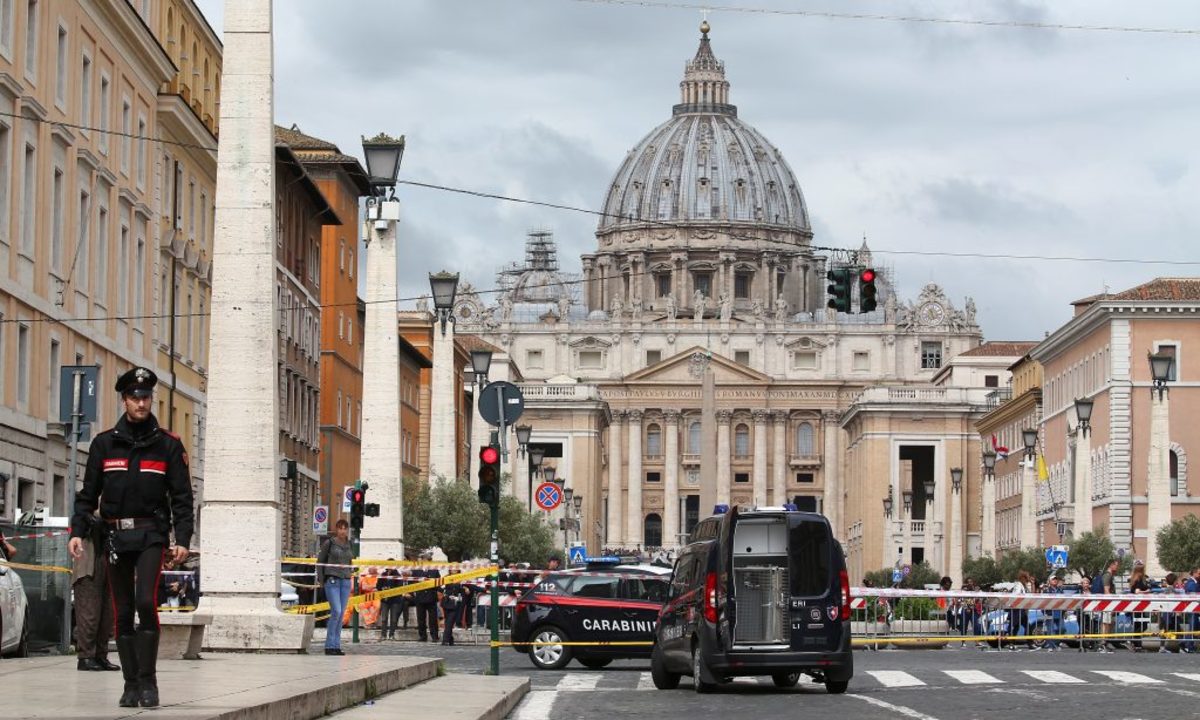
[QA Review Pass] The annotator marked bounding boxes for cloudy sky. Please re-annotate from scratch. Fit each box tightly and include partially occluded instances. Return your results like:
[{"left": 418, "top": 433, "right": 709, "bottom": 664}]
[{"left": 196, "top": 0, "right": 1200, "bottom": 341}]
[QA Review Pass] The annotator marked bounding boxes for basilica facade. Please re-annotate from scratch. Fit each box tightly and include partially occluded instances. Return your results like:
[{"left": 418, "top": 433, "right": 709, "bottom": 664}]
[{"left": 452, "top": 24, "right": 993, "bottom": 581}]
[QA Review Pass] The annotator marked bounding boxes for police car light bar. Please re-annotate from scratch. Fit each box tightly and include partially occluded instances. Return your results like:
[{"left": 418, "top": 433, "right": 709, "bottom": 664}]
[
  {"left": 584, "top": 556, "right": 622, "bottom": 565},
  {"left": 713, "top": 504, "right": 730, "bottom": 515},
  {"left": 782, "top": 503, "right": 799, "bottom": 511}
]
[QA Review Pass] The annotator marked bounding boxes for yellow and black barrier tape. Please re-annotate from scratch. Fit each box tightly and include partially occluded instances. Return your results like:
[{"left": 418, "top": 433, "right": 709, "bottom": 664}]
[
  {"left": 0, "top": 559, "right": 71, "bottom": 574},
  {"left": 282, "top": 557, "right": 483, "bottom": 568},
  {"left": 285, "top": 565, "right": 498, "bottom": 615},
  {"left": 494, "top": 640, "right": 655, "bottom": 648}
]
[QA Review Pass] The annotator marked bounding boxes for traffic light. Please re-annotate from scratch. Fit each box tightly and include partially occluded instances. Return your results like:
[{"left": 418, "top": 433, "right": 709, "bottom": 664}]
[
  {"left": 859, "top": 267, "right": 878, "bottom": 313},
  {"left": 826, "top": 267, "right": 852, "bottom": 313},
  {"left": 349, "top": 486, "right": 366, "bottom": 530},
  {"left": 478, "top": 444, "right": 501, "bottom": 507}
]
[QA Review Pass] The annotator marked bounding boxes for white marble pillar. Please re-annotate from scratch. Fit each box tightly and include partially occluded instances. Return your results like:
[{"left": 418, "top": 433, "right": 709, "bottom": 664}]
[
  {"left": 981, "top": 475, "right": 996, "bottom": 558},
  {"left": 1146, "top": 389, "right": 1171, "bottom": 576},
  {"left": 1075, "top": 425, "right": 1093, "bottom": 537},
  {"left": 664, "top": 411, "right": 681, "bottom": 548},
  {"left": 901, "top": 504, "right": 913, "bottom": 567},
  {"left": 772, "top": 410, "right": 788, "bottom": 506},
  {"left": 514, "top": 449, "right": 531, "bottom": 507},
  {"left": 359, "top": 206, "right": 404, "bottom": 560},
  {"left": 923, "top": 499, "right": 935, "bottom": 570},
  {"left": 822, "top": 410, "right": 841, "bottom": 531},
  {"left": 626, "top": 410, "right": 644, "bottom": 546},
  {"left": 468, "top": 384, "right": 490, "bottom": 489},
  {"left": 607, "top": 412, "right": 624, "bottom": 546},
  {"left": 198, "top": 0, "right": 313, "bottom": 651},
  {"left": 428, "top": 316, "right": 457, "bottom": 482},
  {"left": 949, "top": 482, "right": 963, "bottom": 581},
  {"left": 1021, "top": 456, "right": 1038, "bottom": 549},
  {"left": 752, "top": 410, "right": 768, "bottom": 507},
  {"left": 716, "top": 410, "right": 732, "bottom": 504}
]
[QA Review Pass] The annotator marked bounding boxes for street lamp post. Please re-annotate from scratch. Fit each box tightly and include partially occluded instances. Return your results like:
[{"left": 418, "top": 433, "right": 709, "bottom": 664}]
[
  {"left": 981, "top": 449, "right": 997, "bottom": 558},
  {"left": 1021, "top": 428, "right": 1039, "bottom": 549},
  {"left": 901, "top": 489, "right": 914, "bottom": 568},
  {"left": 949, "top": 467, "right": 963, "bottom": 581},
  {"left": 881, "top": 488, "right": 894, "bottom": 569},
  {"left": 1073, "top": 397, "right": 1095, "bottom": 537},
  {"left": 1146, "top": 351, "right": 1175, "bottom": 576},
  {"left": 563, "top": 486, "right": 574, "bottom": 551},
  {"left": 358, "top": 133, "right": 407, "bottom": 563},
  {"left": 427, "top": 271, "right": 460, "bottom": 483},
  {"left": 922, "top": 478, "right": 935, "bottom": 571}
]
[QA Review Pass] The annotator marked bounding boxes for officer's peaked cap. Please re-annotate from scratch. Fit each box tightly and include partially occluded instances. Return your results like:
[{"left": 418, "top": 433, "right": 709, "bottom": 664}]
[{"left": 116, "top": 367, "right": 157, "bottom": 397}]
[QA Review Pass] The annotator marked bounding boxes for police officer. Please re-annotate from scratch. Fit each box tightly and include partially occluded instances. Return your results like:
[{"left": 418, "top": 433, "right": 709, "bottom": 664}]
[{"left": 69, "top": 367, "right": 193, "bottom": 709}]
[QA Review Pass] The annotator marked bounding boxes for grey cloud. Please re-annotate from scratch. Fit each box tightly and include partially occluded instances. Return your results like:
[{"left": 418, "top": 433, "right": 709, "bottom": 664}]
[{"left": 919, "top": 178, "right": 1072, "bottom": 227}]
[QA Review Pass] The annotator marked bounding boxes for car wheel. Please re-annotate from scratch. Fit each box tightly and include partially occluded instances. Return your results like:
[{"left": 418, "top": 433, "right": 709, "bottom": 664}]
[
  {"left": 578, "top": 657, "right": 612, "bottom": 670},
  {"left": 651, "top": 644, "right": 681, "bottom": 690},
  {"left": 772, "top": 672, "right": 801, "bottom": 688},
  {"left": 692, "top": 643, "right": 716, "bottom": 694},
  {"left": 825, "top": 679, "right": 849, "bottom": 694},
  {"left": 529, "top": 626, "right": 572, "bottom": 670},
  {"left": 15, "top": 610, "right": 29, "bottom": 658}
]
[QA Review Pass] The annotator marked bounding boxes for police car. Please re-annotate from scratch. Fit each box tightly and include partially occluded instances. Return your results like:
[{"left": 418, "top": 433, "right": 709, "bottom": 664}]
[{"left": 511, "top": 559, "right": 671, "bottom": 669}]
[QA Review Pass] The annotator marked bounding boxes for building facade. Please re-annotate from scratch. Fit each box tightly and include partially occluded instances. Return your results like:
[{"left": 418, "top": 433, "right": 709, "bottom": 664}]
[
  {"left": 447, "top": 25, "right": 986, "bottom": 571},
  {"left": 398, "top": 309, "right": 471, "bottom": 481}
]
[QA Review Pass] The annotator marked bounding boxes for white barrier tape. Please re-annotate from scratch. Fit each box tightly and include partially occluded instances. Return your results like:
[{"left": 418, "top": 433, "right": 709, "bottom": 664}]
[
  {"left": 852, "top": 587, "right": 1200, "bottom": 612},
  {"left": 1, "top": 529, "right": 72, "bottom": 541}
]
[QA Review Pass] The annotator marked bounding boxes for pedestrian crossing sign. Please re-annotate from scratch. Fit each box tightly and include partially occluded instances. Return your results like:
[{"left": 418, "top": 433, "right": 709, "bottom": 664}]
[
  {"left": 568, "top": 544, "right": 587, "bottom": 566},
  {"left": 1045, "top": 545, "right": 1069, "bottom": 569}
]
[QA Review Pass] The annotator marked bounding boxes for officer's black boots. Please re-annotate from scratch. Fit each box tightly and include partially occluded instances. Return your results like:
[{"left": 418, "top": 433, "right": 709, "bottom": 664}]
[
  {"left": 115, "top": 635, "right": 140, "bottom": 707},
  {"left": 135, "top": 629, "right": 160, "bottom": 707}
]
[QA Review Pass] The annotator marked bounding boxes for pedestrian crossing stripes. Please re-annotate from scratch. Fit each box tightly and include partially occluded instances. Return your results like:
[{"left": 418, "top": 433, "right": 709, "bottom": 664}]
[{"left": 539, "top": 668, "right": 1200, "bottom": 693}]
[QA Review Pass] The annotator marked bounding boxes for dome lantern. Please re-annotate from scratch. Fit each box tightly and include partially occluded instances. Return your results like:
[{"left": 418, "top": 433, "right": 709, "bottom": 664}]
[{"left": 674, "top": 21, "right": 735, "bottom": 117}]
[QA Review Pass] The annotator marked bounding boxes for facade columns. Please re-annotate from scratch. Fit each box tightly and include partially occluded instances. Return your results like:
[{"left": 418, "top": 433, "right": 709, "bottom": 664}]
[
  {"left": 922, "top": 497, "right": 935, "bottom": 570},
  {"left": 1021, "top": 455, "right": 1038, "bottom": 549},
  {"left": 607, "top": 411, "right": 624, "bottom": 546},
  {"left": 822, "top": 410, "right": 841, "bottom": 532},
  {"left": 1074, "top": 424, "right": 1093, "bottom": 537},
  {"left": 626, "top": 410, "right": 644, "bottom": 546},
  {"left": 514, "top": 450, "right": 531, "bottom": 508},
  {"left": 428, "top": 316, "right": 457, "bottom": 482},
  {"left": 1146, "top": 388, "right": 1171, "bottom": 576},
  {"left": 771, "top": 410, "right": 788, "bottom": 505},
  {"left": 664, "top": 410, "right": 681, "bottom": 547},
  {"left": 716, "top": 410, "right": 732, "bottom": 504},
  {"left": 949, "top": 480, "right": 963, "bottom": 582},
  {"left": 752, "top": 410, "right": 768, "bottom": 507},
  {"left": 981, "top": 474, "right": 996, "bottom": 558}
]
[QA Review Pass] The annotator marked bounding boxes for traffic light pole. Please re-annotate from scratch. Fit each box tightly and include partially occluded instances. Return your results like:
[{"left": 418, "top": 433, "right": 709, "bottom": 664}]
[
  {"left": 351, "top": 479, "right": 361, "bottom": 645},
  {"left": 491, "top": 383, "right": 507, "bottom": 676}
]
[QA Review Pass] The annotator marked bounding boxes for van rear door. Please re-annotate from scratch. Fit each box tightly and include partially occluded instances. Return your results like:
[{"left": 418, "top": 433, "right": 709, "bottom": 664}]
[
  {"left": 718, "top": 507, "right": 739, "bottom": 646},
  {"left": 786, "top": 516, "right": 844, "bottom": 651}
]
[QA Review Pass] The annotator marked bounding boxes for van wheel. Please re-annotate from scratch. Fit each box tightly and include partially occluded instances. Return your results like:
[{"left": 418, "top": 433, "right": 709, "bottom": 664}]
[
  {"left": 825, "top": 680, "right": 849, "bottom": 694},
  {"left": 529, "top": 626, "right": 572, "bottom": 670},
  {"left": 651, "top": 645, "right": 680, "bottom": 689},
  {"left": 578, "top": 658, "right": 612, "bottom": 669},
  {"left": 772, "top": 672, "right": 801, "bottom": 688},
  {"left": 692, "top": 644, "right": 717, "bottom": 694}
]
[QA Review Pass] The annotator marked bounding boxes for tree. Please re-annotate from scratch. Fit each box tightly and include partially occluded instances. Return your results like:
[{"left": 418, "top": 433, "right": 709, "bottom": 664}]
[
  {"left": 862, "top": 561, "right": 940, "bottom": 589},
  {"left": 1067, "top": 525, "right": 1130, "bottom": 581},
  {"left": 403, "top": 474, "right": 489, "bottom": 561},
  {"left": 1157, "top": 515, "right": 1200, "bottom": 574},
  {"left": 961, "top": 555, "right": 1002, "bottom": 587},
  {"left": 498, "top": 496, "right": 559, "bottom": 566},
  {"left": 997, "top": 546, "right": 1051, "bottom": 586}
]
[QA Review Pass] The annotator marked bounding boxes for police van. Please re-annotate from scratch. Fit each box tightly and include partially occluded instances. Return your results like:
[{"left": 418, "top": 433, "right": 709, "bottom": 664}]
[
  {"left": 652, "top": 506, "right": 853, "bottom": 693},
  {"left": 511, "top": 560, "right": 670, "bottom": 669}
]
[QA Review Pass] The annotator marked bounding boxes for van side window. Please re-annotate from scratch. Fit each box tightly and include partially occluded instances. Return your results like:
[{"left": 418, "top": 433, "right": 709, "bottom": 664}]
[
  {"left": 624, "top": 577, "right": 670, "bottom": 602},
  {"left": 789, "top": 521, "right": 831, "bottom": 596},
  {"left": 670, "top": 556, "right": 697, "bottom": 599},
  {"left": 572, "top": 576, "right": 619, "bottom": 599}
]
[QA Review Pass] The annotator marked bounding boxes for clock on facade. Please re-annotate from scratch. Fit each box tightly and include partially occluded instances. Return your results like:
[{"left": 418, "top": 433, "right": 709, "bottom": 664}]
[{"left": 918, "top": 302, "right": 946, "bottom": 326}]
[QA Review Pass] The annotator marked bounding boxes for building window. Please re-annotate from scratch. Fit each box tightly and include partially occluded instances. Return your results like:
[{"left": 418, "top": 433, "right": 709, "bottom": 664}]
[
  {"left": 20, "top": 143, "right": 34, "bottom": 254},
  {"left": 48, "top": 338, "right": 59, "bottom": 416},
  {"left": 0, "top": 122, "right": 9, "bottom": 246},
  {"left": 656, "top": 273, "right": 671, "bottom": 298},
  {"left": 734, "top": 472, "right": 750, "bottom": 484},
  {"left": 646, "top": 471, "right": 661, "bottom": 484},
  {"left": 1157, "top": 343, "right": 1178, "bottom": 381},
  {"left": 795, "top": 422, "right": 815, "bottom": 456},
  {"left": 692, "top": 272, "right": 712, "bottom": 298},
  {"left": 792, "top": 351, "right": 817, "bottom": 370},
  {"left": 0, "top": 0, "right": 14, "bottom": 57},
  {"left": 646, "top": 349, "right": 661, "bottom": 366},
  {"left": 23, "top": 0, "right": 36, "bottom": 80},
  {"left": 136, "top": 116, "right": 147, "bottom": 187},
  {"left": 734, "top": 423, "right": 750, "bottom": 457},
  {"left": 50, "top": 167, "right": 63, "bottom": 273},
  {"left": 525, "top": 349, "right": 543, "bottom": 369},
  {"left": 1171, "top": 450, "right": 1181, "bottom": 497},
  {"left": 852, "top": 351, "right": 869, "bottom": 371},
  {"left": 796, "top": 472, "right": 815, "bottom": 484},
  {"left": 347, "top": 317, "right": 353, "bottom": 344},
  {"left": 734, "top": 272, "right": 751, "bottom": 299},
  {"left": 578, "top": 350, "right": 603, "bottom": 369},
  {"left": 134, "top": 235, "right": 144, "bottom": 315},
  {"left": 921, "top": 341, "right": 943, "bottom": 369},
  {"left": 734, "top": 350, "right": 750, "bottom": 365},
  {"left": 54, "top": 24, "right": 66, "bottom": 106},
  {"left": 79, "top": 53, "right": 90, "bottom": 127},
  {"left": 94, "top": 206, "right": 107, "bottom": 302},
  {"left": 339, "top": 240, "right": 345, "bottom": 271},
  {"left": 985, "top": 375, "right": 999, "bottom": 388},
  {"left": 644, "top": 513, "right": 663, "bottom": 547},
  {"left": 646, "top": 424, "right": 662, "bottom": 456},
  {"left": 120, "top": 99, "right": 131, "bottom": 174},
  {"left": 348, "top": 249, "right": 354, "bottom": 279},
  {"left": 337, "top": 311, "right": 343, "bottom": 339},
  {"left": 16, "top": 323, "right": 29, "bottom": 408},
  {"left": 688, "top": 421, "right": 701, "bottom": 454},
  {"left": 98, "top": 74, "right": 110, "bottom": 153},
  {"left": 75, "top": 190, "right": 89, "bottom": 290},
  {"left": 336, "top": 390, "right": 342, "bottom": 427}
]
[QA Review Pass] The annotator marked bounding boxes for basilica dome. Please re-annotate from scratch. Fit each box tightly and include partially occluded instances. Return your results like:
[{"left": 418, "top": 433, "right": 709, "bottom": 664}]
[{"left": 597, "top": 25, "right": 810, "bottom": 236}]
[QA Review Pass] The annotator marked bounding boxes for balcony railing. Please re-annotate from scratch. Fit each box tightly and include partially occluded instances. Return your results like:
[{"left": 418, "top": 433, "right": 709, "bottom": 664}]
[
  {"left": 788, "top": 453, "right": 822, "bottom": 468},
  {"left": 516, "top": 383, "right": 601, "bottom": 402}
]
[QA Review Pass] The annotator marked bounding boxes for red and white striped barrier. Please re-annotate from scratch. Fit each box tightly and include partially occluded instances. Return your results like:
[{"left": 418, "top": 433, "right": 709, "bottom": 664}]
[
  {"left": 2, "top": 528, "right": 71, "bottom": 541},
  {"left": 851, "top": 587, "right": 1200, "bottom": 612}
]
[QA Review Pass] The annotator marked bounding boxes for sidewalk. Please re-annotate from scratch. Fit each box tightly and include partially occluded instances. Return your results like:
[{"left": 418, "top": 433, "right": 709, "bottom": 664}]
[{"left": 0, "top": 653, "right": 438, "bottom": 720}]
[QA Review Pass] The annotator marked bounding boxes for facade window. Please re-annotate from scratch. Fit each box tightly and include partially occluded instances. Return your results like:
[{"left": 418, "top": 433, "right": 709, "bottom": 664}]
[
  {"left": 347, "top": 316, "right": 352, "bottom": 344},
  {"left": 646, "top": 424, "right": 662, "bottom": 456},
  {"left": 136, "top": 116, "right": 146, "bottom": 188},
  {"left": 1, "top": 0, "right": 13, "bottom": 57},
  {"left": 792, "top": 351, "right": 817, "bottom": 370},
  {"left": 985, "top": 375, "right": 999, "bottom": 388},
  {"left": 48, "top": 338, "right": 59, "bottom": 415},
  {"left": 134, "top": 234, "right": 144, "bottom": 315},
  {"left": 734, "top": 423, "right": 750, "bottom": 457},
  {"left": 646, "top": 471, "right": 661, "bottom": 484},
  {"left": 339, "top": 240, "right": 344, "bottom": 271},
  {"left": 346, "top": 397, "right": 352, "bottom": 433},
  {"left": 795, "top": 422, "right": 815, "bottom": 456},
  {"left": 656, "top": 273, "right": 671, "bottom": 297},
  {"left": 646, "top": 350, "right": 661, "bottom": 366},
  {"left": 118, "top": 223, "right": 128, "bottom": 313},
  {"left": 336, "top": 390, "right": 342, "bottom": 427},
  {"left": 94, "top": 206, "right": 107, "bottom": 302},
  {"left": 23, "top": 0, "right": 36, "bottom": 79},
  {"left": 16, "top": 323, "right": 29, "bottom": 408},
  {"left": 644, "top": 513, "right": 663, "bottom": 547},
  {"left": 198, "top": 298, "right": 206, "bottom": 362},
  {"left": 50, "top": 167, "right": 63, "bottom": 272},
  {"left": 796, "top": 472, "right": 814, "bottom": 484},
  {"left": 734, "top": 472, "right": 750, "bottom": 484},
  {"left": 526, "top": 349, "right": 543, "bottom": 369},
  {"left": 75, "top": 190, "right": 89, "bottom": 290},
  {"left": 54, "top": 24, "right": 65, "bottom": 105},
  {"left": 98, "top": 74, "right": 109, "bottom": 153},
  {"left": 776, "top": 271, "right": 786, "bottom": 294},
  {"left": 1157, "top": 343, "right": 1178, "bottom": 381},
  {"left": 0, "top": 122, "right": 8, "bottom": 245},
  {"left": 852, "top": 351, "right": 869, "bottom": 371},
  {"left": 348, "top": 249, "right": 353, "bottom": 279},
  {"left": 578, "top": 350, "right": 603, "bottom": 369},
  {"left": 79, "top": 53, "right": 90, "bottom": 127},
  {"left": 1171, "top": 450, "right": 1181, "bottom": 497},
  {"left": 337, "top": 311, "right": 343, "bottom": 339},
  {"left": 20, "top": 143, "right": 34, "bottom": 254},
  {"left": 199, "top": 192, "right": 207, "bottom": 242},
  {"left": 687, "top": 421, "right": 701, "bottom": 454},
  {"left": 921, "top": 341, "right": 943, "bottom": 369},
  {"left": 734, "top": 272, "right": 751, "bottom": 299},
  {"left": 734, "top": 350, "right": 750, "bottom": 365},
  {"left": 692, "top": 272, "right": 711, "bottom": 298},
  {"left": 120, "top": 99, "right": 131, "bottom": 174}
]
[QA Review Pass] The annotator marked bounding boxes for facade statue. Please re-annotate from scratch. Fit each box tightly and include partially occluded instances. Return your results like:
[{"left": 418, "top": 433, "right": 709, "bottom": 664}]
[
  {"left": 719, "top": 293, "right": 732, "bottom": 322},
  {"left": 692, "top": 288, "right": 706, "bottom": 317},
  {"left": 665, "top": 293, "right": 677, "bottom": 321},
  {"left": 965, "top": 297, "right": 977, "bottom": 324},
  {"left": 480, "top": 305, "right": 499, "bottom": 330},
  {"left": 416, "top": 296, "right": 429, "bottom": 313},
  {"left": 774, "top": 294, "right": 789, "bottom": 322},
  {"left": 557, "top": 295, "right": 571, "bottom": 320},
  {"left": 884, "top": 293, "right": 897, "bottom": 323},
  {"left": 610, "top": 295, "right": 624, "bottom": 320},
  {"left": 751, "top": 298, "right": 764, "bottom": 322},
  {"left": 631, "top": 297, "right": 644, "bottom": 322},
  {"left": 498, "top": 294, "right": 513, "bottom": 323}
]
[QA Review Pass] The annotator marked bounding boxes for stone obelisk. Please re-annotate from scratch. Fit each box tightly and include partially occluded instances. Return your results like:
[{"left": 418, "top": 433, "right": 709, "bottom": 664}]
[{"left": 198, "top": 0, "right": 313, "bottom": 651}]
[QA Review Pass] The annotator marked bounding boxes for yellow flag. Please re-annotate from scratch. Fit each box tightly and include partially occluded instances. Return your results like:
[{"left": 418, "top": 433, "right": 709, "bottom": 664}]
[{"left": 1036, "top": 454, "right": 1049, "bottom": 482}]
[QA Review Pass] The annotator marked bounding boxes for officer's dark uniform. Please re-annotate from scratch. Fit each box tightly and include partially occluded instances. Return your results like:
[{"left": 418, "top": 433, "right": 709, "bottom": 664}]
[{"left": 71, "top": 367, "right": 193, "bottom": 709}]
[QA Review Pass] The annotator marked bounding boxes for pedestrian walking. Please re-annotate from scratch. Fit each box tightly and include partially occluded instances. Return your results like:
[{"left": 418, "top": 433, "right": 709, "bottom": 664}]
[
  {"left": 68, "top": 367, "right": 193, "bottom": 708},
  {"left": 378, "top": 561, "right": 404, "bottom": 640},
  {"left": 440, "top": 567, "right": 465, "bottom": 646},
  {"left": 1129, "top": 562, "right": 1151, "bottom": 651},
  {"left": 1041, "top": 575, "right": 1064, "bottom": 651},
  {"left": 1183, "top": 567, "right": 1200, "bottom": 653},
  {"left": 413, "top": 561, "right": 440, "bottom": 643},
  {"left": 70, "top": 512, "right": 118, "bottom": 672},
  {"left": 1092, "top": 559, "right": 1120, "bottom": 652},
  {"left": 316, "top": 519, "right": 354, "bottom": 656}
]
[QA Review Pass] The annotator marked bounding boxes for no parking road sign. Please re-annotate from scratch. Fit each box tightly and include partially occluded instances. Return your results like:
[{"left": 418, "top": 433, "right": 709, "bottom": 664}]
[
  {"left": 313, "top": 505, "right": 329, "bottom": 534},
  {"left": 535, "top": 482, "right": 562, "bottom": 511}
]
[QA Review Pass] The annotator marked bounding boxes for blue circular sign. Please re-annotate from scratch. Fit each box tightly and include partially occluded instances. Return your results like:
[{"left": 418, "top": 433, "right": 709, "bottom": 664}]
[
  {"left": 535, "top": 482, "right": 562, "bottom": 511},
  {"left": 314, "top": 507, "right": 328, "bottom": 523}
]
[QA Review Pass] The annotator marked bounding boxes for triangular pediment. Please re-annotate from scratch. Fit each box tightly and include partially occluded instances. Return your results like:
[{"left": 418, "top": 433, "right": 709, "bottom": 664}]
[{"left": 624, "top": 346, "right": 771, "bottom": 383}]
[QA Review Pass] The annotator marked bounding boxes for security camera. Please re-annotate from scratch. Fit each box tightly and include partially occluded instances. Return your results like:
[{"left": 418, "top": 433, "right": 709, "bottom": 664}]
[{"left": 374, "top": 219, "right": 389, "bottom": 233}]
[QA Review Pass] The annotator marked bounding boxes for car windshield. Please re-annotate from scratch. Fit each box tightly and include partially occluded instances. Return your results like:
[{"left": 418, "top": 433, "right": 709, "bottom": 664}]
[
  {"left": 788, "top": 520, "right": 831, "bottom": 597},
  {"left": 569, "top": 575, "right": 619, "bottom": 599},
  {"left": 623, "top": 576, "right": 669, "bottom": 602}
]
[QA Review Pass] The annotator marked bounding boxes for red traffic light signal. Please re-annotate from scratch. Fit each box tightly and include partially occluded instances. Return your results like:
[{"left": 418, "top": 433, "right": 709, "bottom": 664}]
[
  {"left": 480, "top": 446, "right": 500, "bottom": 465},
  {"left": 351, "top": 489, "right": 365, "bottom": 504},
  {"left": 860, "top": 268, "right": 876, "bottom": 283}
]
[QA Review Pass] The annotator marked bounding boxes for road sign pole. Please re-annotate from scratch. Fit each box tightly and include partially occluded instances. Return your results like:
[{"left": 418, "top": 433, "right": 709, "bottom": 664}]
[
  {"left": 61, "top": 370, "right": 84, "bottom": 654},
  {"left": 352, "top": 480, "right": 361, "bottom": 645}
]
